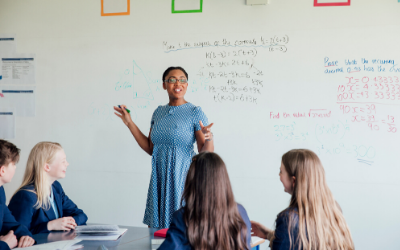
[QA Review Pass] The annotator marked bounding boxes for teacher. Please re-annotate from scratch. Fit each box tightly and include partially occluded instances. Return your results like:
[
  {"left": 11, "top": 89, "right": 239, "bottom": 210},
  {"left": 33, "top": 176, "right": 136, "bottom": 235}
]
[{"left": 114, "top": 67, "right": 214, "bottom": 228}]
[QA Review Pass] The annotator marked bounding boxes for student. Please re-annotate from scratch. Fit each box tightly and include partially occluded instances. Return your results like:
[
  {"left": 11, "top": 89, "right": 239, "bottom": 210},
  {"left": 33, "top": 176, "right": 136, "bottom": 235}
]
[
  {"left": 251, "top": 149, "right": 354, "bottom": 250},
  {"left": 0, "top": 140, "right": 35, "bottom": 249},
  {"left": 159, "top": 152, "right": 251, "bottom": 250},
  {"left": 8, "top": 142, "right": 87, "bottom": 234}
]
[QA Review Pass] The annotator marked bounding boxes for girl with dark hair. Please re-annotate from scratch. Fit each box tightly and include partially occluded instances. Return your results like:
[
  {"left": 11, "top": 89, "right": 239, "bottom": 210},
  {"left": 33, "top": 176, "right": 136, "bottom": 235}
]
[
  {"left": 114, "top": 67, "right": 214, "bottom": 228},
  {"left": 159, "top": 152, "right": 251, "bottom": 250}
]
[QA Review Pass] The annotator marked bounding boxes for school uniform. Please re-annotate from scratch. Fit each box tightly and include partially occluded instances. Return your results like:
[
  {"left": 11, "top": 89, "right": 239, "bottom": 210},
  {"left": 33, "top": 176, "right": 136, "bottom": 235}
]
[
  {"left": 8, "top": 181, "right": 87, "bottom": 234},
  {"left": 158, "top": 204, "right": 252, "bottom": 250},
  {"left": 271, "top": 207, "right": 300, "bottom": 250},
  {"left": 0, "top": 186, "right": 32, "bottom": 250}
]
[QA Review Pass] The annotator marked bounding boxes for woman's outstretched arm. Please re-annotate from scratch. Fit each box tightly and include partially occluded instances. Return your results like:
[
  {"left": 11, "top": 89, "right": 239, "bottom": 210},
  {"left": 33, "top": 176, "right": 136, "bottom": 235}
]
[
  {"left": 195, "top": 121, "right": 214, "bottom": 152},
  {"left": 114, "top": 105, "right": 154, "bottom": 155}
]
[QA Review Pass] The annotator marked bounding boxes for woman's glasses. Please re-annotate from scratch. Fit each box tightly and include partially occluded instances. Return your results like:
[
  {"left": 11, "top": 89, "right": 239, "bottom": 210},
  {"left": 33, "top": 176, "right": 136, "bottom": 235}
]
[{"left": 166, "top": 78, "right": 188, "bottom": 84}]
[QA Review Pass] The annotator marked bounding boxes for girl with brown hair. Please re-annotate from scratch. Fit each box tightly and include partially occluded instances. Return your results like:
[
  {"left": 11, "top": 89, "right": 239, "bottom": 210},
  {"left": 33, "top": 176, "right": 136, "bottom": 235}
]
[
  {"left": 251, "top": 149, "right": 354, "bottom": 250},
  {"left": 159, "top": 152, "right": 251, "bottom": 250}
]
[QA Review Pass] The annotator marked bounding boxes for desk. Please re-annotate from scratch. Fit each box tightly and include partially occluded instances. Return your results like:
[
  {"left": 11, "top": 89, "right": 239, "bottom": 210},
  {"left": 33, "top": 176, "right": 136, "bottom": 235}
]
[
  {"left": 33, "top": 226, "right": 155, "bottom": 250},
  {"left": 33, "top": 226, "right": 264, "bottom": 249}
]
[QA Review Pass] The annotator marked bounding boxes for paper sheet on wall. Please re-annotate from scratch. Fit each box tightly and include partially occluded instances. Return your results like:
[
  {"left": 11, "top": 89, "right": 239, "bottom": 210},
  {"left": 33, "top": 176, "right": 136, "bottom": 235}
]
[
  {"left": 0, "top": 86, "right": 36, "bottom": 116},
  {"left": 1, "top": 53, "right": 35, "bottom": 84},
  {"left": 0, "top": 109, "right": 15, "bottom": 139},
  {"left": 0, "top": 34, "right": 16, "bottom": 81},
  {"left": 174, "top": 0, "right": 201, "bottom": 11}
]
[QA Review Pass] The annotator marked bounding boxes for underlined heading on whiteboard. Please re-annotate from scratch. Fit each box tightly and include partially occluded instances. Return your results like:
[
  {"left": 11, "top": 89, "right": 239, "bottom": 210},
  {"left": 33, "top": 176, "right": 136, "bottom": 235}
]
[{"left": 163, "top": 36, "right": 289, "bottom": 53}]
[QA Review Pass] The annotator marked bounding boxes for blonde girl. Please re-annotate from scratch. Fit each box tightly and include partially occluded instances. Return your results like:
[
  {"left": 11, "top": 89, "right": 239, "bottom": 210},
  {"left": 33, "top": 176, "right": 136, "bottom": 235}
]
[
  {"left": 251, "top": 149, "right": 354, "bottom": 250},
  {"left": 8, "top": 142, "right": 87, "bottom": 234}
]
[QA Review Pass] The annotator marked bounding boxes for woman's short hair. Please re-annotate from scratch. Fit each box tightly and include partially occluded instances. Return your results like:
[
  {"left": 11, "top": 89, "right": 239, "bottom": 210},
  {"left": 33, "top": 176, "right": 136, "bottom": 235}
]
[{"left": 162, "top": 67, "right": 188, "bottom": 82}]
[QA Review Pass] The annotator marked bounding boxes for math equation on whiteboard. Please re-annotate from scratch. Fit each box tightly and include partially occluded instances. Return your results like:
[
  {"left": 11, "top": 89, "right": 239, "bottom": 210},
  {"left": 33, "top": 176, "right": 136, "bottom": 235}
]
[{"left": 163, "top": 35, "right": 290, "bottom": 105}]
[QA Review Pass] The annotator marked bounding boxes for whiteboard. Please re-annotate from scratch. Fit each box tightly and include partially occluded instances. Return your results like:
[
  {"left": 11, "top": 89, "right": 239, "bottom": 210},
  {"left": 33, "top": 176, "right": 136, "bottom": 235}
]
[{"left": 1, "top": 0, "right": 400, "bottom": 249}]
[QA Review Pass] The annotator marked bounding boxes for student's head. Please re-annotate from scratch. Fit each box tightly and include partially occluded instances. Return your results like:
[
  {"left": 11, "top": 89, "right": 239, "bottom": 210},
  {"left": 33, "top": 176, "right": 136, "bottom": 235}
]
[
  {"left": 279, "top": 149, "right": 354, "bottom": 250},
  {"left": 280, "top": 149, "right": 324, "bottom": 196},
  {"left": 0, "top": 140, "right": 20, "bottom": 185},
  {"left": 16, "top": 142, "right": 67, "bottom": 209},
  {"left": 162, "top": 67, "right": 189, "bottom": 101},
  {"left": 182, "top": 152, "right": 248, "bottom": 250},
  {"left": 24, "top": 142, "right": 67, "bottom": 185}
]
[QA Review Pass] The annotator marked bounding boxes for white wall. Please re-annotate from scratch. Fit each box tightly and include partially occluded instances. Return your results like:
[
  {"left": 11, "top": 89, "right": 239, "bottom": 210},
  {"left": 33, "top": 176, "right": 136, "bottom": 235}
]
[{"left": 1, "top": 0, "right": 400, "bottom": 249}]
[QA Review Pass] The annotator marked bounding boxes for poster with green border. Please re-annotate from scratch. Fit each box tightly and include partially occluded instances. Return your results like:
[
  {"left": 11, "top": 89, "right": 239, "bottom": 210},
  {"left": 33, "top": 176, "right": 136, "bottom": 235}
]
[{"left": 172, "top": 0, "right": 203, "bottom": 13}]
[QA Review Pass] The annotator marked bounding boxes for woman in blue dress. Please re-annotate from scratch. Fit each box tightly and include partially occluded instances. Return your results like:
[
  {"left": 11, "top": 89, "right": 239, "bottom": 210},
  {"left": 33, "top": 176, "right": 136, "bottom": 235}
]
[{"left": 114, "top": 67, "right": 214, "bottom": 228}]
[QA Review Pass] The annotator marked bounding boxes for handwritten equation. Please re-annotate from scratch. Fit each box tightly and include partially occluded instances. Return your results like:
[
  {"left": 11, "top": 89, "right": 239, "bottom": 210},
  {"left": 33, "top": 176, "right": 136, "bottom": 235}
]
[
  {"left": 337, "top": 76, "right": 400, "bottom": 103},
  {"left": 274, "top": 122, "right": 309, "bottom": 141},
  {"left": 201, "top": 58, "right": 264, "bottom": 104},
  {"left": 339, "top": 104, "right": 397, "bottom": 133},
  {"left": 316, "top": 143, "right": 376, "bottom": 164}
]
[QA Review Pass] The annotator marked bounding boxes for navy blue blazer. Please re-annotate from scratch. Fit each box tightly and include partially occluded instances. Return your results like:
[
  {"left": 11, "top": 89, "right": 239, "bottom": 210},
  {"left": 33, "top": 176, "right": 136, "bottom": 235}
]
[
  {"left": 271, "top": 207, "right": 300, "bottom": 250},
  {"left": 159, "top": 204, "right": 252, "bottom": 250},
  {"left": 8, "top": 181, "right": 88, "bottom": 234},
  {"left": 0, "top": 186, "right": 32, "bottom": 250}
]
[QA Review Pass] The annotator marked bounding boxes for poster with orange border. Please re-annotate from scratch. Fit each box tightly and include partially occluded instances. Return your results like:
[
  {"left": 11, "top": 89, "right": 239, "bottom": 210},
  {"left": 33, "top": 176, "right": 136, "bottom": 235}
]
[
  {"left": 101, "top": 0, "right": 130, "bottom": 16},
  {"left": 314, "top": 0, "right": 350, "bottom": 7}
]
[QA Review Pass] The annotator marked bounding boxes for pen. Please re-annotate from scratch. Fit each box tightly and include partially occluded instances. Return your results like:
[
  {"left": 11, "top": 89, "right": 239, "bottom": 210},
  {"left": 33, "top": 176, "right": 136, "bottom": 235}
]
[{"left": 118, "top": 105, "right": 131, "bottom": 113}]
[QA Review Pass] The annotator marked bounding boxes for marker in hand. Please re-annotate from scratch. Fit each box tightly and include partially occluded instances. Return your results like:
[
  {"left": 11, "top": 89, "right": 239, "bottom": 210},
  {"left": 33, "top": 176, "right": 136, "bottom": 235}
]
[{"left": 118, "top": 105, "right": 130, "bottom": 113}]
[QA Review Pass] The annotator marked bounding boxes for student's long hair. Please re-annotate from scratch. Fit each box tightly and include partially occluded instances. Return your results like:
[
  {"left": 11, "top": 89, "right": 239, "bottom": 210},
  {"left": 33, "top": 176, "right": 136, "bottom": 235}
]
[
  {"left": 182, "top": 152, "right": 249, "bottom": 250},
  {"left": 14, "top": 142, "right": 63, "bottom": 210},
  {"left": 279, "top": 149, "right": 354, "bottom": 250}
]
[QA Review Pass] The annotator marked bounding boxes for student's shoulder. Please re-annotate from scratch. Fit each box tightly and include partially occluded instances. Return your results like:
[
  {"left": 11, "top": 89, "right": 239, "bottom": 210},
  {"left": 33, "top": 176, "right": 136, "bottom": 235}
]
[
  {"left": 11, "top": 185, "right": 37, "bottom": 203},
  {"left": 170, "top": 208, "right": 186, "bottom": 228},
  {"left": 236, "top": 203, "right": 248, "bottom": 216},
  {"left": 236, "top": 203, "right": 250, "bottom": 221},
  {"left": 52, "top": 180, "right": 63, "bottom": 190},
  {"left": 278, "top": 206, "right": 298, "bottom": 216},
  {"left": 171, "top": 208, "right": 185, "bottom": 220},
  {"left": 0, "top": 186, "right": 5, "bottom": 203},
  {"left": 277, "top": 207, "right": 299, "bottom": 224},
  {"left": 237, "top": 203, "right": 246, "bottom": 212},
  {"left": 51, "top": 181, "right": 66, "bottom": 195}
]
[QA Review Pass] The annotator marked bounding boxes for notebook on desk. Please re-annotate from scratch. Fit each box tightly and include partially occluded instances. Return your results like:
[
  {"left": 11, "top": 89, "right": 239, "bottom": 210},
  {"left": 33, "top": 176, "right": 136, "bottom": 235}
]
[
  {"left": 75, "top": 226, "right": 128, "bottom": 241},
  {"left": 151, "top": 228, "right": 168, "bottom": 244},
  {"left": 251, "top": 236, "right": 265, "bottom": 247}
]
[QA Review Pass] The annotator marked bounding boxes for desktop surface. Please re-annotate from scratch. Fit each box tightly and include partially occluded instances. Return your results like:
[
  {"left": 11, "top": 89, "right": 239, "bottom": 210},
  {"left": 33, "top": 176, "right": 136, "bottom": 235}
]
[{"left": 32, "top": 226, "right": 157, "bottom": 250}]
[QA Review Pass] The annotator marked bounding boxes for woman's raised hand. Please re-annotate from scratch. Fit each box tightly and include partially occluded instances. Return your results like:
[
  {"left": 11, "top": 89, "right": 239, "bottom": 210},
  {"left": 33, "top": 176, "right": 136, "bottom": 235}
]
[
  {"left": 114, "top": 105, "right": 133, "bottom": 126},
  {"left": 199, "top": 121, "right": 214, "bottom": 141}
]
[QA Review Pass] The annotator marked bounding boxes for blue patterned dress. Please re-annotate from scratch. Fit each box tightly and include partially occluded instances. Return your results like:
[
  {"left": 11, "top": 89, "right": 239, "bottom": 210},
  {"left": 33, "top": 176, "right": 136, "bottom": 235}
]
[{"left": 143, "top": 103, "right": 209, "bottom": 229}]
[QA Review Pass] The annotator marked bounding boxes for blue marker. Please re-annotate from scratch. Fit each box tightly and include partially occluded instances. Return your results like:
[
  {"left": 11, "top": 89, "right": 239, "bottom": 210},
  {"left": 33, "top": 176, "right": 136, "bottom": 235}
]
[{"left": 118, "top": 105, "right": 130, "bottom": 113}]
